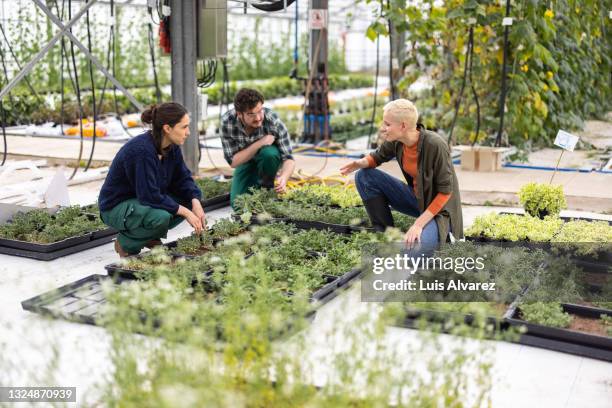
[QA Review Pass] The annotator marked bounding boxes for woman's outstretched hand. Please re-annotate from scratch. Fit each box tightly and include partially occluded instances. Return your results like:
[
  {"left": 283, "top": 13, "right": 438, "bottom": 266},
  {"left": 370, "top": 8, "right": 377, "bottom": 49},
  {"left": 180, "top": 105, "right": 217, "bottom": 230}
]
[{"left": 340, "top": 157, "right": 370, "bottom": 175}]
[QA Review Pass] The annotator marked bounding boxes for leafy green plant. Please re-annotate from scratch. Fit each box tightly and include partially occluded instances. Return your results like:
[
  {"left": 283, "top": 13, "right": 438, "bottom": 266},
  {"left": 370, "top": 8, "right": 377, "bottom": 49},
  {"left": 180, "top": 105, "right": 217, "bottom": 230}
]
[
  {"left": 175, "top": 233, "right": 215, "bottom": 256},
  {"left": 520, "top": 302, "right": 572, "bottom": 328},
  {"left": 281, "top": 183, "right": 362, "bottom": 208},
  {"left": 235, "top": 188, "right": 416, "bottom": 230},
  {"left": 195, "top": 178, "right": 231, "bottom": 199},
  {"left": 466, "top": 212, "right": 563, "bottom": 241},
  {"left": 518, "top": 183, "right": 567, "bottom": 218},
  {"left": 0, "top": 206, "right": 106, "bottom": 243}
]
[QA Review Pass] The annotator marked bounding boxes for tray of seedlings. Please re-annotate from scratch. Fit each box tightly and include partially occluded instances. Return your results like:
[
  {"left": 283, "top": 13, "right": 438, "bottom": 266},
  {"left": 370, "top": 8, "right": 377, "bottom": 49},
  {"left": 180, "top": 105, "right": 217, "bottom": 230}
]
[
  {"left": 22, "top": 222, "right": 393, "bottom": 344},
  {"left": 234, "top": 186, "right": 415, "bottom": 235},
  {"left": 0, "top": 206, "right": 116, "bottom": 260},
  {"left": 506, "top": 302, "right": 612, "bottom": 362},
  {"left": 467, "top": 211, "right": 612, "bottom": 273},
  {"left": 195, "top": 177, "right": 231, "bottom": 211},
  {"left": 390, "top": 242, "right": 549, "bottom": 338},
  {"left": 104, "top": 219, "right": 248, "bottom": 280},
  {"left": 501, "top": 254, "right": 612, "bottom": 362}
]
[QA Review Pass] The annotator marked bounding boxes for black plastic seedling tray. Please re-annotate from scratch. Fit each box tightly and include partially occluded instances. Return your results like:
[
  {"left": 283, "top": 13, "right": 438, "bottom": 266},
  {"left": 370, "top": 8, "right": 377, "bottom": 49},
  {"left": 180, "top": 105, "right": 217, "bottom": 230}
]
[
  {"left": 0, "top": 233, "right": 116, "bottom": 261},
  {"left": 498, "top": 211, "right": 612, "bottom": 225},
  {"left": 0, "top": 209, "right": 117, "bottom": 253},
  {"left": 0, "top": 233, "right": 92, "bottom": 253},
  {"left": 396, "top": 306, "right": 505, "bottom": 334},
  {"left": 312, "top": 268, "right": 364, "bottom": 305},
  {"left": 21, "top": 274, "right": 122, "bottom": 325},
  {"left": 104, "top": 253, "right": 198, "bottom": 280},
  {"left": 506, "top": 303, "right": 612, "bottom": 362},
  {"left": 202, "top": 193, "right": 231, "bottom": 212}
]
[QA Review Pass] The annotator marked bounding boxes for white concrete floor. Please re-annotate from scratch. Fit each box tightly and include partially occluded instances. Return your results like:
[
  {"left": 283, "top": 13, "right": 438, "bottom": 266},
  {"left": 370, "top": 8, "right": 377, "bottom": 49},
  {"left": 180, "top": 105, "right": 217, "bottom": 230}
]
[{"left": 1, "top": 202, "right": 611, "bottom": 406}]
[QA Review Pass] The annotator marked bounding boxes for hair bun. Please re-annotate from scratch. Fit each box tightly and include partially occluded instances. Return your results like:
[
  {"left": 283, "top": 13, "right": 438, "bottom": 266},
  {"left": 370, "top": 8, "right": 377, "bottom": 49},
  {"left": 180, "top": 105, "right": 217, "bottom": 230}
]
[{"left": 140, "top": 104, "right": 158, "bottom": 125}]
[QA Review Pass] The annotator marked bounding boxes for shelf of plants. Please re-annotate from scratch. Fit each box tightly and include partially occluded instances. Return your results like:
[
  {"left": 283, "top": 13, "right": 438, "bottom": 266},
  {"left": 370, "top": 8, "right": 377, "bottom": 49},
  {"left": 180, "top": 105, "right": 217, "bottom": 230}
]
[{"left": 0, "top": 206, "right": 117, "bottom": 261}]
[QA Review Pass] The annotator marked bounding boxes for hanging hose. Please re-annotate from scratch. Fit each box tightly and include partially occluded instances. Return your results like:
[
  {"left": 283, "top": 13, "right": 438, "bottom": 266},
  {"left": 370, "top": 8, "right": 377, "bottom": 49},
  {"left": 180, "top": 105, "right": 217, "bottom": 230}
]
[
  {"left": 467, "top": 27, "right": 481, "bottom": 147},
  {"left": 447, "top": 25, "right": 475, "bottom": 146},
  {"left": 0, "top": 24, "right": 43, "bottom": 106},
  {"left": 68, "top": 0, "right": 86, "bottom": 180},
  {"left": 495, "top": 0, "right": 511, "bottom": 147},
  {"left": 251, "top": 0, "right": 296, "bottom": 12},
  {"left": 108, "top": 0, "right": 135, "bottom": 138},
  {"left": 366, "top": 33, "right": 381, "bottom": 151},
  {"left": 83, "top": 0, "right": 97, "bottom": 172},
  {"left": 0, "top": 100, "right": 6, "bottom": 166},
  {"left": 96, "top": 0, "right": 117, "bottom": 114},
  {"left": 0, "top": 29, "right": 17, "bottom": 125},
  {"left": 0, "top": 23, "right": 10, "bottom": 164},
  {"left": 148, "top": 22, "right": 162, "bottom": 103},
  {"left": 387, "top": 0, "right": 397, "bottom": 101}
]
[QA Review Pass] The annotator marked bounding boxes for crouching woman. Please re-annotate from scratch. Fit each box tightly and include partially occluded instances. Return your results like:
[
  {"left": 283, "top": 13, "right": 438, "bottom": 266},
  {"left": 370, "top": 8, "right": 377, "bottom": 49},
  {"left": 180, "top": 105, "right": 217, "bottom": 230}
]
[
  {"left": 98, "top": 102, "right": 205, "bottom": 257},
  {"left": 340, "top": 99, "right": 463, "bottom": 247}
]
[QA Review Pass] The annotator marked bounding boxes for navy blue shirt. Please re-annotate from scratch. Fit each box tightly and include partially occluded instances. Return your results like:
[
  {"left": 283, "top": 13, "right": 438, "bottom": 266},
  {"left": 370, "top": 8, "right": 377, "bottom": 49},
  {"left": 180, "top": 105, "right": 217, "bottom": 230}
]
[{"left": 99, "top": 131, "right": 201, "bottom": 214}]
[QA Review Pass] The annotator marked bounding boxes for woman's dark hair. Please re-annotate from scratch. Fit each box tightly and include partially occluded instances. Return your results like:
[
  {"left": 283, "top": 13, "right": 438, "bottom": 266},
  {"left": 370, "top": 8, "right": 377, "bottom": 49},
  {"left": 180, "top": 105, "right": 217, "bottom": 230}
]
[
  {"left": 141, "top": 102, "right": 188, "bottom": 155},
  {"left": 234, "top": 88, "right": 264, "bottom": 113}
]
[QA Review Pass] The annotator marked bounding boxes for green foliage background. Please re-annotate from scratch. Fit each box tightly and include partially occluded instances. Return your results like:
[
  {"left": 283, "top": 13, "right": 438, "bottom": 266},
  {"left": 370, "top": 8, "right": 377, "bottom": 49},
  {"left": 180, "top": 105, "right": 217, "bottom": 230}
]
[{"left": 365, "top": 0, "right": 611, "bottom": 147}]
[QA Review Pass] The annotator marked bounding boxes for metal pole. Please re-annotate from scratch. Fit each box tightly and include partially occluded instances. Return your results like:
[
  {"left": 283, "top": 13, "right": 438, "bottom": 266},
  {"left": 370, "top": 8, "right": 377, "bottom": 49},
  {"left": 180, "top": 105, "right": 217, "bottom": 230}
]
[
  {"left": 171, "top": 0, "right": 199, "bottom": 174},
  {"left": 308, "top": 0, "right": 328, "bottom": 143},
  {"left": 33, "top": 0, "right": 145, "bottom": 111},
  {"left": 0, "top": 0, "right": 97, "bottom": 101}
]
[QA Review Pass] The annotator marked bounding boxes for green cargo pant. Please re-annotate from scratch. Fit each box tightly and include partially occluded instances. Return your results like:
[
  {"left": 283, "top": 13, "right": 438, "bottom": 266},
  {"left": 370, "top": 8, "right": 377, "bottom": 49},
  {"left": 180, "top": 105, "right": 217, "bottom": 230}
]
[
  {"left": 100, "top": 198, "right": 186, "bottom": 255},
  {"left": 230, "top": 145, "right": 281, "bottom": 209}
]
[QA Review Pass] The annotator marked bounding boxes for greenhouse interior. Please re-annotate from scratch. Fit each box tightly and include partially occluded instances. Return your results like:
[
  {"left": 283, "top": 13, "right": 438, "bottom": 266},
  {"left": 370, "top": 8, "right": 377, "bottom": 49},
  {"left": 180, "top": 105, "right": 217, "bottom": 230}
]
[{"left": 0, "top": 0, "right": 611, "bottom": 406}]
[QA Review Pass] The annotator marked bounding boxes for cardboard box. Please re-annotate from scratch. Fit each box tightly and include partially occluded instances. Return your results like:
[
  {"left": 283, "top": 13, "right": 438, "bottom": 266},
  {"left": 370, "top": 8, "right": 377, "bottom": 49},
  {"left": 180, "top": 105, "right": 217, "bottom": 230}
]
[{"left": 456, "top": 146, "right": 508, "bottom": 172}]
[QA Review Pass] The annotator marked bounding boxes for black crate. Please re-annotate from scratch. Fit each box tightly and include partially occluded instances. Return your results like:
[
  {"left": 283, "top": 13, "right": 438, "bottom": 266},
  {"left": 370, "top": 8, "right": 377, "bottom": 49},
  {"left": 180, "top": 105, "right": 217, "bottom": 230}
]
[
  {"left": 506, "top": 303, "right": 612, "bottom": 362},
  {"left": 0, "top": 234, "right": 115, "bottom": 261},
  {"left": 202, "top": 193, "right": 231, "bottom": 212},
  {"left": 21, "top": 274, "right": 120, "bottom": 325}
]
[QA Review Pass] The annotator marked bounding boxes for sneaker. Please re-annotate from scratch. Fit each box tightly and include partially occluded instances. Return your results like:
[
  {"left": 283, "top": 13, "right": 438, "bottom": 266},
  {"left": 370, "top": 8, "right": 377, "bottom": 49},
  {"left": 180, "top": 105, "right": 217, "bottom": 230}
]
[{"left": 114, "top": 239, "right": 130, "bottom": 258}]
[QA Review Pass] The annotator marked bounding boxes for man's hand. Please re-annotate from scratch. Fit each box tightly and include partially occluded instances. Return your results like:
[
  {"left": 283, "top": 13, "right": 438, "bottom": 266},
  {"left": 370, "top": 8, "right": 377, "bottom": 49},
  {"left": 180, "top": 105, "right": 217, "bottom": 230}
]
[
  {"left": 275, "top": 174, "right": 289, "bottom": 193},
  {"left": 191, "top": 198, "right": 206, "bottom": 228},
  {"left": 340, "top": 157, "right": 369, "bottom": 175},
  {"left": 404, "top": 224, "right": 423, "bottom": 248},
  {"left": 258, "top": 134, "right": 275, "bottom": 147}
]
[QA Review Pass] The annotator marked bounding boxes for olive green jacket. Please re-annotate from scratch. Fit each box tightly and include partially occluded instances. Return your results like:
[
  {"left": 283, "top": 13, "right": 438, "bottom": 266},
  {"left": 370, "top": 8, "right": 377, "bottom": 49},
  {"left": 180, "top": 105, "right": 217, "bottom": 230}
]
[{"left": 369, "top": 128, "right": 463, "bottom": 242}]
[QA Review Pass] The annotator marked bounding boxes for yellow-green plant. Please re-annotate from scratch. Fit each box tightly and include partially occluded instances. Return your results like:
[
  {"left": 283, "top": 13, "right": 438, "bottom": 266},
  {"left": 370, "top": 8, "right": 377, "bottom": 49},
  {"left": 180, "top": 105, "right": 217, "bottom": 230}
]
[{"left": 518, "top": 182, "right": 567, "bottom": 218}]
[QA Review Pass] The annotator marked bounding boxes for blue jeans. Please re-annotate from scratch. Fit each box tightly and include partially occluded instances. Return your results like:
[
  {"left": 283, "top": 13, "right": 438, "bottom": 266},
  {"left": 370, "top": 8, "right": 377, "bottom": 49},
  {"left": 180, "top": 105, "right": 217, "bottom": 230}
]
[{"left": 355, "top": 168, "right": 440, "bottom": 246}]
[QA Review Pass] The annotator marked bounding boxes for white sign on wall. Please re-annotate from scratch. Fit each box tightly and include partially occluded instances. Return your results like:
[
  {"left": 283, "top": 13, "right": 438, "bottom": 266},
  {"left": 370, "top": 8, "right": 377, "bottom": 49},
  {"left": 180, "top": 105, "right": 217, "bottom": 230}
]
[{"left": 309, "top": 9, "right": 327, "bottom": 30}]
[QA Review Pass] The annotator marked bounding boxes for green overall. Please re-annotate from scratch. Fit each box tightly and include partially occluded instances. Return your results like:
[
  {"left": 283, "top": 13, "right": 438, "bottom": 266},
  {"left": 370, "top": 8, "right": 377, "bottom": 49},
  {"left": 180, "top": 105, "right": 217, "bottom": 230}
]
[
  {"left": 230, "top": 145, "right": 281, "bottom": 208},
  {"left": 100, "top": 198, "right": 186, "bottom": 255}
]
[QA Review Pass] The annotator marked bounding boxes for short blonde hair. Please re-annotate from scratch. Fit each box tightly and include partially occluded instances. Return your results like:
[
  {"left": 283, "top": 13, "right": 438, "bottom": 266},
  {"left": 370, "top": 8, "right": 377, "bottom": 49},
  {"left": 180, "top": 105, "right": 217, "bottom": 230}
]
[{"left": 383, "top": 99, "right": 419, "bottom": 127}]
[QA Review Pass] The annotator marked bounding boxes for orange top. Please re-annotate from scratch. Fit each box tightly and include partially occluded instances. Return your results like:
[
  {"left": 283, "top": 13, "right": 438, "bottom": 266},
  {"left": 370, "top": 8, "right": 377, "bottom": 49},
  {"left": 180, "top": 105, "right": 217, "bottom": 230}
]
[{"left": 366, "top": 142, "right": 451, "bottom": 216}]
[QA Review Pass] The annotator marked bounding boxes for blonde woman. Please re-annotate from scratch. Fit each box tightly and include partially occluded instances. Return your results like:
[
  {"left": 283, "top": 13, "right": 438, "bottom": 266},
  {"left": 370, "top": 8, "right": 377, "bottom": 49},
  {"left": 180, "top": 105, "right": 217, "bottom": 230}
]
[{"left": 340, "top": 99, "right": 463, "bottom": 246}]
